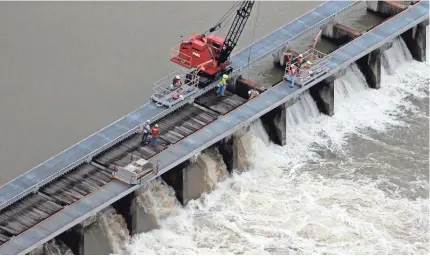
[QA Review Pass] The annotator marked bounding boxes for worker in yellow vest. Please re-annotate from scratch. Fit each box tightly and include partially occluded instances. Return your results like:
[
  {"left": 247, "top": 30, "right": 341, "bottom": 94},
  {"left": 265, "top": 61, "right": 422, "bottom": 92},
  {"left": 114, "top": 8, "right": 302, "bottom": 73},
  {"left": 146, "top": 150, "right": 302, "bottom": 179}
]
[{"left": 216, "top": 74, "right": 228, "bottom": 96}]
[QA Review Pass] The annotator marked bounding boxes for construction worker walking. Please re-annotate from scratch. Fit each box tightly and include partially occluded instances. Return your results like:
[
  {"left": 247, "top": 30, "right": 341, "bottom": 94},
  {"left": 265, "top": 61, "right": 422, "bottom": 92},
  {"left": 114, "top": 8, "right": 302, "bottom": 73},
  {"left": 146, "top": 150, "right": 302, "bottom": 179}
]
[
  {"left": 141, "top": 121, "right": 151, "bottom": 144},
  {"left": 216, "top": 74, "right": 228, "bottom": 96},
  {"left": 248, "top": 89, "right": 259, "bottom": 100},
  {"left": 151, "top": 124, "right": 160, "bottom": 145}
]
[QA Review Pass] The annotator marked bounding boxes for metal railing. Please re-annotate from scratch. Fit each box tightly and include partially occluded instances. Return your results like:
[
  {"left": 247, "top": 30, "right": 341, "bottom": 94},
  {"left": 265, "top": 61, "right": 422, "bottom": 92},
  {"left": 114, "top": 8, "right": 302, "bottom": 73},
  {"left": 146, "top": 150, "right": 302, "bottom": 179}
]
[
  {"left": 284, "top": 48, "right": 332, "bottom": 86},
  {"left": 151, "top": 69, "right": 200, "bottom": 108},
  {"left": 233, "top": 1, "right": 360, "bottom": 73},
  {"left": 171, "top": 46, "right": 192, "bottom": 68}
]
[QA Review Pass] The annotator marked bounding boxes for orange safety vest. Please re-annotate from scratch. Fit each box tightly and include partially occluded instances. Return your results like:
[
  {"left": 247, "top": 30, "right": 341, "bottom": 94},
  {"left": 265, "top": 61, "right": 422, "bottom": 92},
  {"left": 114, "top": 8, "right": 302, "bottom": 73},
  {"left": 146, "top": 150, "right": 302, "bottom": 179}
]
[
  {"left": 151, "top": 128, "right": 160, "bottom": 137},
  {"left": 291, "top": 66, "right": 297, "bottom": 76}
]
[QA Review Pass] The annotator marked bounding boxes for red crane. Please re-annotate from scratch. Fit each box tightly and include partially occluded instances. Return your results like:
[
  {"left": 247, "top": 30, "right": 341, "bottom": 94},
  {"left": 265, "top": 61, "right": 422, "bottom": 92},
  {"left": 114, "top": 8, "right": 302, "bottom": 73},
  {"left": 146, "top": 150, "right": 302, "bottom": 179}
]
[{"left": 170, "top": 1, "right": 255, "bottom": 84}]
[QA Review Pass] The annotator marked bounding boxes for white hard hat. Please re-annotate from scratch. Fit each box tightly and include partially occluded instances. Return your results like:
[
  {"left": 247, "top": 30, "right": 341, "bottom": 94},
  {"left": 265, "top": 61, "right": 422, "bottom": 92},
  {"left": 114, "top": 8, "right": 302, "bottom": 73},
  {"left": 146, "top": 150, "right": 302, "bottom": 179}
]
[
  {"left": 248, "top": 90, "right": 252, "bottom": 95},
  {"left": 179, "top": 95, "right": 184, "bottom": 100},
  {"left": 155, "top": 124, "right": 158, "bottom": 128},
  {"left": 299, "top": 54, "right": 303, "bottom": 58},
  {"left": 175, "top": 75, "right": 180, "bottom": 79},
  {"left": 222, "top": 74, "right": 228, "bottom": 79}
]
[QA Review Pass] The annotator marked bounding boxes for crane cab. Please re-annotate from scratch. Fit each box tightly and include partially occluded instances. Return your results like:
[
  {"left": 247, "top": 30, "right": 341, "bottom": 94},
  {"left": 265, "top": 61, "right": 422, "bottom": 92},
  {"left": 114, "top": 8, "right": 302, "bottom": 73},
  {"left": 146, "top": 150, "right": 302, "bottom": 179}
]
[
  {"left": 112, "top": 158, "right": 155, "bottom": 185},
  {"left": 170, "top": 34, "right": 230, "bottom": 77}
]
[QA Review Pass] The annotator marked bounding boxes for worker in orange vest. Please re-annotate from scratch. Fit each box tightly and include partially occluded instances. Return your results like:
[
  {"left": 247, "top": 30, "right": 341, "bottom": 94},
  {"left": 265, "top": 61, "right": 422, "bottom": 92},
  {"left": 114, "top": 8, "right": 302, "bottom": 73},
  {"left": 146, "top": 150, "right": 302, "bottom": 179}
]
[{"left": 151, "top": 124, "right": 160, "bottom": 145}]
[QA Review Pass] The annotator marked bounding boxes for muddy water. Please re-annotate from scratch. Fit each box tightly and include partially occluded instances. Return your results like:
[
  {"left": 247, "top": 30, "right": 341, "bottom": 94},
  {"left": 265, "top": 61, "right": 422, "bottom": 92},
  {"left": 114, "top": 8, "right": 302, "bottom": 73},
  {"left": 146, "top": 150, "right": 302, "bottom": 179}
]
[{"left": 0, "top": 1, "right": 321, "bottom": 185}]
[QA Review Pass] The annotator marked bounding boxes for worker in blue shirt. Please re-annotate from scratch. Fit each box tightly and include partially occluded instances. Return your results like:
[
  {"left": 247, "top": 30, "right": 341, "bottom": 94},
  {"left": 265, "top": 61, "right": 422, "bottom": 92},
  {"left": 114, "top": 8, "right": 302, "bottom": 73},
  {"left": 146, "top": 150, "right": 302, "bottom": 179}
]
[
  {"left": 216, "top": 74, "right": 228, "bottom": 96},
  {"left": 141, "top": 121, "right": 151, "bottom": 144}
]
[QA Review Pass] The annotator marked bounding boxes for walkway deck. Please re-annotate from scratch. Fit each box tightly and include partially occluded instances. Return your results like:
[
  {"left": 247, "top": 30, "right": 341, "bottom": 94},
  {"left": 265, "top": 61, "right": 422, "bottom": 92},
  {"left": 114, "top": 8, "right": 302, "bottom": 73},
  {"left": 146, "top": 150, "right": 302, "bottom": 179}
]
[
  {"left": 0, "top": 0, "right": 358, "bottom": 211},
  {"left": 0, "top": 0, "right": 427, "bottom": 254}
]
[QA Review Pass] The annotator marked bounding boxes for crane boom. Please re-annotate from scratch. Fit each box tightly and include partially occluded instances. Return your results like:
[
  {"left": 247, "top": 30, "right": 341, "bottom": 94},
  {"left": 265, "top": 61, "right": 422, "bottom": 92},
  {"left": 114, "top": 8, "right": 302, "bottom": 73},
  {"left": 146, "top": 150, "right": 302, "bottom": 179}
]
[{"left": 217, "top": 0, "right": 255, "bottom": 64}]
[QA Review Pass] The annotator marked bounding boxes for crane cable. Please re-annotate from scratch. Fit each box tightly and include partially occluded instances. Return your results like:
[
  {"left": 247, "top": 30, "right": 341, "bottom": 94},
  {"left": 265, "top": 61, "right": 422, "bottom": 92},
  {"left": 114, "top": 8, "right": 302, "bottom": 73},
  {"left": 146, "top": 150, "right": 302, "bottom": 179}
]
[
  {"left": 204, "top": 2, "right": 241, "bottom": 35},
  {"left": 214, "top": 10, "right": 236, "bottom": 37},
  {"left": 247, "top": 1, "right": 260, "bottom": 79}
]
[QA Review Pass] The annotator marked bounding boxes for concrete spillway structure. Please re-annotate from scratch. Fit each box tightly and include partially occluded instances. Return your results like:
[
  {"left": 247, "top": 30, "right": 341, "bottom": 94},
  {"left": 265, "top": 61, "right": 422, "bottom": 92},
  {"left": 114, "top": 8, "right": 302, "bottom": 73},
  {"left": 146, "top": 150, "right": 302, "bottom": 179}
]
[{"left": 0, "top": 0, "right": 428, "bottom": 254}]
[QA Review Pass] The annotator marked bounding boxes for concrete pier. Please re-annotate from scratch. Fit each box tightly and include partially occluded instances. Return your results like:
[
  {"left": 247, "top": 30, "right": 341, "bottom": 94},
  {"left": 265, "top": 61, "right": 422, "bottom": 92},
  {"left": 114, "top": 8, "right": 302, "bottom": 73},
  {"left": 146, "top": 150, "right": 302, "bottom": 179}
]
[
  {"left": 111, "top": 191, "right": 158, "bottom": 235},
  {"left": 181, "top": 157, "right": 209, "bottom": 205},
  {"left": 57, "top": 207, "right": 132, "bottom": 255},
  {"left": 161, "top": 161, "right": 189, "bottom": 205},
  {"left": 218, "top": 127, "right": 252, "bottom": 173},
  {"left": 401, "top": 21, "right": 428, "bottom": 62},
  {"left": 218, "top": 137, "right": 234, "bottom": 173},
  {"left": 310, "top": 78, "right": 334, "bottom": 116},
  {"left": 57, "top": 224, "right": 84, "bottom": 255},
  {"left": 162, "top": 148, "right": 231, "bottom": 205},
  {"left": 356, "top": 48, "right": 382, "bottom": 89},
  {"left": 260, "top": 103, "right": 287, "bottom": 146},
  {"left": 229, "top": 76, "right": 266, "bottom": 98},
  {"left": 323, "top": 22, "right": 362, "bottom": 45},
  {"left": 366, "top": 0, "right": 407, "bottom": 18}
]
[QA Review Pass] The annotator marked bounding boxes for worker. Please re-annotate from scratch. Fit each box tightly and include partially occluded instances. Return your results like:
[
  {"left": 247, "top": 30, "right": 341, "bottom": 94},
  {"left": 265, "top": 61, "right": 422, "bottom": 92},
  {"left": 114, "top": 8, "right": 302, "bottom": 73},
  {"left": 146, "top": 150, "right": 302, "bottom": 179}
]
[
  {"left": 286, "top": 52, "right": 293, "bottom": 71},
  {"left": 289, "top": 64, "right": 298, "bottom": 88},
  {"left": 141, "top": 121, "right": 151, "bottom": 144},
  {"left": 296, "top": 54, "right": 304, "bottom": 71},
  {"left": 248, "top": 89, "right": 259, "bottom": 100},
  {"left": 171, "top": 75, "right": 182, "bottom": 91},
  {"left": 216, "top": 74, "right": 228, "bottom": 96},
  {"left": 151, "top": 124, "right": 160, "bottom": 145}
]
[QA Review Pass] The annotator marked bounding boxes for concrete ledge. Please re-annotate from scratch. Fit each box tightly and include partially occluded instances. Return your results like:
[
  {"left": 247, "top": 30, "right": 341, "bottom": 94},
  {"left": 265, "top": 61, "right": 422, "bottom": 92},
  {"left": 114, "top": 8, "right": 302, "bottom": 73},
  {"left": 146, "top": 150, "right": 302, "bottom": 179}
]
[
  {"left": 310, "top": 79, "right": 334, "bottom": 116},
  {"left": 401, "top": 20, "right": 428, "bottom": 61},
  {"left": 356, "top": 48, "right": 382, "bottom": 89},
  {"left": 367, "top": 0, "right": 408, "bottom": 18},
  {"left": 323, "top": 22, "right": 362, "bottom": 45}
]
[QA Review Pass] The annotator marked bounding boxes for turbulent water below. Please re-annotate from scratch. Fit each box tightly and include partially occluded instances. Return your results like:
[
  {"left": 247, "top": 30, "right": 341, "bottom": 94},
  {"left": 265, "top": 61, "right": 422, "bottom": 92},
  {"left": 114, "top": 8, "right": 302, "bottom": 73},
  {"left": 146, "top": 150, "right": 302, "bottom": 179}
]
[{"left": 116, "top": 37, "right": 429, "bottom": 255}]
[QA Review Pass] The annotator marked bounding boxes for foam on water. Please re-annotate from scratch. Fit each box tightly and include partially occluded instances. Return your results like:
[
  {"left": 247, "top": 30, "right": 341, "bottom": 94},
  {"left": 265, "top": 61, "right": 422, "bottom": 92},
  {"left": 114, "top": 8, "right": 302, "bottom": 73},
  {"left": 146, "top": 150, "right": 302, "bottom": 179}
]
[
  {"left": 98, "top": 206, "right": 130, "bottom": 254},
  {"left": 199, "top": 148, "right": 230, "bottom": 190},
  {"left": 124, "top": 37, "right": 428, "bottom": 254},
  {"left": 137, "top": 178, "right": 182, "bottom": 221}
]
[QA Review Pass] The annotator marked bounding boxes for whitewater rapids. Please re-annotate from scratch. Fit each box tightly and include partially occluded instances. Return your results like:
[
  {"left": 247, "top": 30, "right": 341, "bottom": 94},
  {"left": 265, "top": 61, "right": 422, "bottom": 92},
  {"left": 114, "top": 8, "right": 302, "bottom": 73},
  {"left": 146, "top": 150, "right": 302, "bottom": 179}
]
[{"left": 100, "top": 37, "right": 429, "bottom": 255}]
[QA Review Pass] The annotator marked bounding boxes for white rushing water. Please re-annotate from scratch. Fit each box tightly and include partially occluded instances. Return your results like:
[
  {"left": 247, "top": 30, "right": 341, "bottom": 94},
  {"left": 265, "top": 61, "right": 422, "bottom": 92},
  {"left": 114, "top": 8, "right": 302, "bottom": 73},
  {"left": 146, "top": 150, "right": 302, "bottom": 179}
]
[{"left": 114, "top": 37, "right": 429, "bottom": 254}]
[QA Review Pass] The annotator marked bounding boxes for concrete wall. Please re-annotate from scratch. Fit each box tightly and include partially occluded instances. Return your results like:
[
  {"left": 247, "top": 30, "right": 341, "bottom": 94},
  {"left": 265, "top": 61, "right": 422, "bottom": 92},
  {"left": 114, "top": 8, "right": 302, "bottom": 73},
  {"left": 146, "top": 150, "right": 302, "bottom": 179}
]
[
  {"left": 322, "top": 22, "right": 362, "bottom": 46},
  {"left": 310, "top": 78, "right": 335, "bottom": 116},
  {"left": 401, "top": 21, "right": 428, "bottom": 62},
  {"left": 356, "top": 48, "right": 382, "bottom": 89},
  {"left": 260, "top": 103, "right": 287, "bottom": 146},
  {"left": 57, "top": 207, "right": 131, "bottom": 255},
  {"left": 367, "top": 0, "right": 408, "bottom": 18}
]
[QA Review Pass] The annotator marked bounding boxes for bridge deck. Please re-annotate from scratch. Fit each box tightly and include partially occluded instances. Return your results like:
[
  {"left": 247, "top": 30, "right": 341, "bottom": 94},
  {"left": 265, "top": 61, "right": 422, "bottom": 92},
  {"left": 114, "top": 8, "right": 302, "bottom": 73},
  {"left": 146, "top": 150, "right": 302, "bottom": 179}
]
[
  {"left": 0, "top": 0, "right": 358, "bottom": 211},
  {"left": 0, "top": 90, "right": 247, "bottom": 247},
  {"left": 0, "top": 1, "right": 427, "bottom": 254}
]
